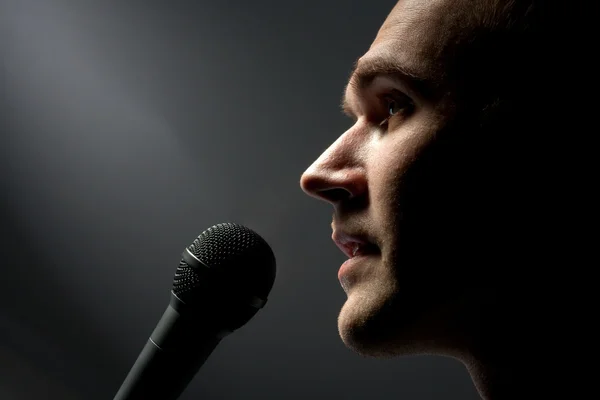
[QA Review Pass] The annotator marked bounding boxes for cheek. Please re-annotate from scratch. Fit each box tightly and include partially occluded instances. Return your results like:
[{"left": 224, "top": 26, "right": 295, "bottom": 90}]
[
  {"left": 367, "top": 120, "right": 443, "bottom": 252},
  {"left": 369, "top": 127, "right": 434, "bottom": 209}
]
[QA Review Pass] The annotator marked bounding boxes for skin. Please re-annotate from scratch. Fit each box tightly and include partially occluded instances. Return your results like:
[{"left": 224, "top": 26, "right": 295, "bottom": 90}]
[{"left": 300, "top": 0, "right": 562, "bottom": 399}]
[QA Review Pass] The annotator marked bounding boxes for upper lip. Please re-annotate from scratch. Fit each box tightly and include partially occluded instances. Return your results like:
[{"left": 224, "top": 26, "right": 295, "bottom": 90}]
[{"left": 332, "top": 230, "right": 376, "bottom": 258}]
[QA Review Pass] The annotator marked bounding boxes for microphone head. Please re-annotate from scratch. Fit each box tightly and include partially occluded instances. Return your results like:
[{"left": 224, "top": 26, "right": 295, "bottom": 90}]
[{"left": 172, "top": 223, "right": 276, "bottom": 332}]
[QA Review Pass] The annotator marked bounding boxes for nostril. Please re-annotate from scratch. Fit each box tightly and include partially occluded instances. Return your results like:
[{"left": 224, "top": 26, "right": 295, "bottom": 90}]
[
  {"left": 300, "top": 167, "right": 368, "bottom": 204},
  {"left": 315, "top": 187, "right": 353, "bottom": 203}
]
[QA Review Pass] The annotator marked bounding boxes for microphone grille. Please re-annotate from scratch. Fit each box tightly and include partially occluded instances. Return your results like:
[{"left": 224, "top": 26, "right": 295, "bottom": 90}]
[
  {"left": 172, "top": 223, "right": 276, "bottom": 305},
  {"left": 188, "top": 222, "right": 269, "bottom": 268},
  {"left": 172, "top": 262, "right": 200, "bottom": 297}
]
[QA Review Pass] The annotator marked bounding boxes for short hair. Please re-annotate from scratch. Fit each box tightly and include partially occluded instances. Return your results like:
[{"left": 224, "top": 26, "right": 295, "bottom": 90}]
[{"left": 452, "top": 0, "right": 554, "bottom": 128}]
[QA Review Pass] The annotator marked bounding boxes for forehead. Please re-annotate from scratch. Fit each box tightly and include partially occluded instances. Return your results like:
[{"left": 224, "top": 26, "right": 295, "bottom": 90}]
[{"left": 361, "top": 0, "right": 479, "bottom": 83}]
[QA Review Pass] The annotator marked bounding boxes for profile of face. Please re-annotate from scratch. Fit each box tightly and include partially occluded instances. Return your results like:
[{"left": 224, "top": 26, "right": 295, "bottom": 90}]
[{"left": 300, "top": 0, "right": 542, "bottom": 359}]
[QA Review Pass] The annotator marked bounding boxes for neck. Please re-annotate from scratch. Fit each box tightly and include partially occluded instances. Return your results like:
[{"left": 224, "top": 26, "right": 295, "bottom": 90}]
[
  {"left": 454, "top": 290, "right": 565, "bottom": 400},
  {"left": 464, "top": 347, "right": 535, "bottom": 400}
]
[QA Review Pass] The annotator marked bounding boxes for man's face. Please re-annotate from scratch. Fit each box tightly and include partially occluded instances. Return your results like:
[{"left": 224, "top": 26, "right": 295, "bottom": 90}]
[{"left": 300, "top": 0, "right": 513, "bottom": 357}]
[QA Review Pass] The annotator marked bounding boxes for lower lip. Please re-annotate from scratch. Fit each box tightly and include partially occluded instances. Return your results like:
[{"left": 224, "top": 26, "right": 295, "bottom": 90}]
[{"left": 337, "top": 253, "right": 375, "bottom": 282}]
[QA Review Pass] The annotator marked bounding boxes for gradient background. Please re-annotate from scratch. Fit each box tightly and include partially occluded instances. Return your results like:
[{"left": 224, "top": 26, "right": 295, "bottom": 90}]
[{"left": 0, "top": 1, "right": 480, "bottom": 399}]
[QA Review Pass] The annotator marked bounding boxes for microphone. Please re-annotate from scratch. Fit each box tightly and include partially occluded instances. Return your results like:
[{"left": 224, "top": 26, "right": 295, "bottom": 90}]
[{"left": 113, "top": 223, "right": 277, "bottom": 400}]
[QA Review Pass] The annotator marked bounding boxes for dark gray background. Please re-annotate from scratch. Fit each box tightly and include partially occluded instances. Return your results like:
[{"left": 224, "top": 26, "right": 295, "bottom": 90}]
[{"left": 0, "top": 1, "right": 480, "bottom": 399}]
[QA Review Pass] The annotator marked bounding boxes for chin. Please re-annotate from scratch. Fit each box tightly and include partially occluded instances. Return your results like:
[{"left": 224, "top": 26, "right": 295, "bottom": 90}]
[
  {"left": 337, "top": 280, "right": 453, "bottom": 358},
  {"left": 337, "top": 281, "right": 414, "bottom": 358}
]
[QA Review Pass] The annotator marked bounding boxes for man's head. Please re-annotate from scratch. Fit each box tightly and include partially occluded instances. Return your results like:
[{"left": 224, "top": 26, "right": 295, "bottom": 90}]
[{"left": 300, "top": 0, "right": 553, "bottom": 360}]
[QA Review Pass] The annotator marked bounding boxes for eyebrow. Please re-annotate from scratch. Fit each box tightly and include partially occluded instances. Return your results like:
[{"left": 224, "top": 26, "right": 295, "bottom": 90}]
[{"left": 341, "top": 56, "right": 438, "bottom": 117}]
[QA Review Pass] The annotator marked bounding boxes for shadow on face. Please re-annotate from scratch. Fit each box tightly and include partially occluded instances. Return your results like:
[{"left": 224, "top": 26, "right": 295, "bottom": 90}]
[{"left": 301, "top": 0, "right": 561, "bottom": 359}]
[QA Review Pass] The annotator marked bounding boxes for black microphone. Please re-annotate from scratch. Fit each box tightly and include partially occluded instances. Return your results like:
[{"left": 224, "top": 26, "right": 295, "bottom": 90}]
[{"left": 113, "top": 223, "right": 277, "bottom": 400}]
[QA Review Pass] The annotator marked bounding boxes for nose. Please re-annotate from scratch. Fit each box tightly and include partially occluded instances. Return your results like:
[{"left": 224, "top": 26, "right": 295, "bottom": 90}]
[{"left": 300, "top": 134, "right": 368, "bottom": 205}]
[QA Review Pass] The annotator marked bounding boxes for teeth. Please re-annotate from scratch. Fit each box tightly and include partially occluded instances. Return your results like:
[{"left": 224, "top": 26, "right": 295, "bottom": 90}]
[{"left": 352, "top": 243, "right": 361, "bottom": 257}]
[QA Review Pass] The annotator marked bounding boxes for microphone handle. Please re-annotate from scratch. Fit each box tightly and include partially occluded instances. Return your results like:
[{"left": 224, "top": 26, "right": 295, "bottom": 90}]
[{"left": 113, "top": 293, "right": 223, "bottom": 400}]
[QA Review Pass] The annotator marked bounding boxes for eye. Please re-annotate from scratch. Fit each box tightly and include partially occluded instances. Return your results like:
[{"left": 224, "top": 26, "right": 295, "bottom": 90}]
[
  {"left": 387, "top": 97, "right": 403, "bottom": 116},
  {"left": 378, "top": 91, "right": 413, "bottom": 127}
]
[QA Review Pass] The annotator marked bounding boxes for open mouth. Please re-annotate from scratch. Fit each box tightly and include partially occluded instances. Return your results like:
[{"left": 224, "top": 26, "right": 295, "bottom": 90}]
[
  {"left": 347, "top": 242, "right": 378, "bottom": 258},
  {"left": 337, "top": 241, "right": 379, "bottom": 287},
  {"left": 332, "top": 229, "right": 379, "bottom": 259}
]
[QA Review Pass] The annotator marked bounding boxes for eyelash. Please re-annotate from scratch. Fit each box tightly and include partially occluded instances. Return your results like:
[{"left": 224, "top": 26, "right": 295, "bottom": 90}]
[{"left": 378, "top": 92, "right": 413, "bottom": 128}]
